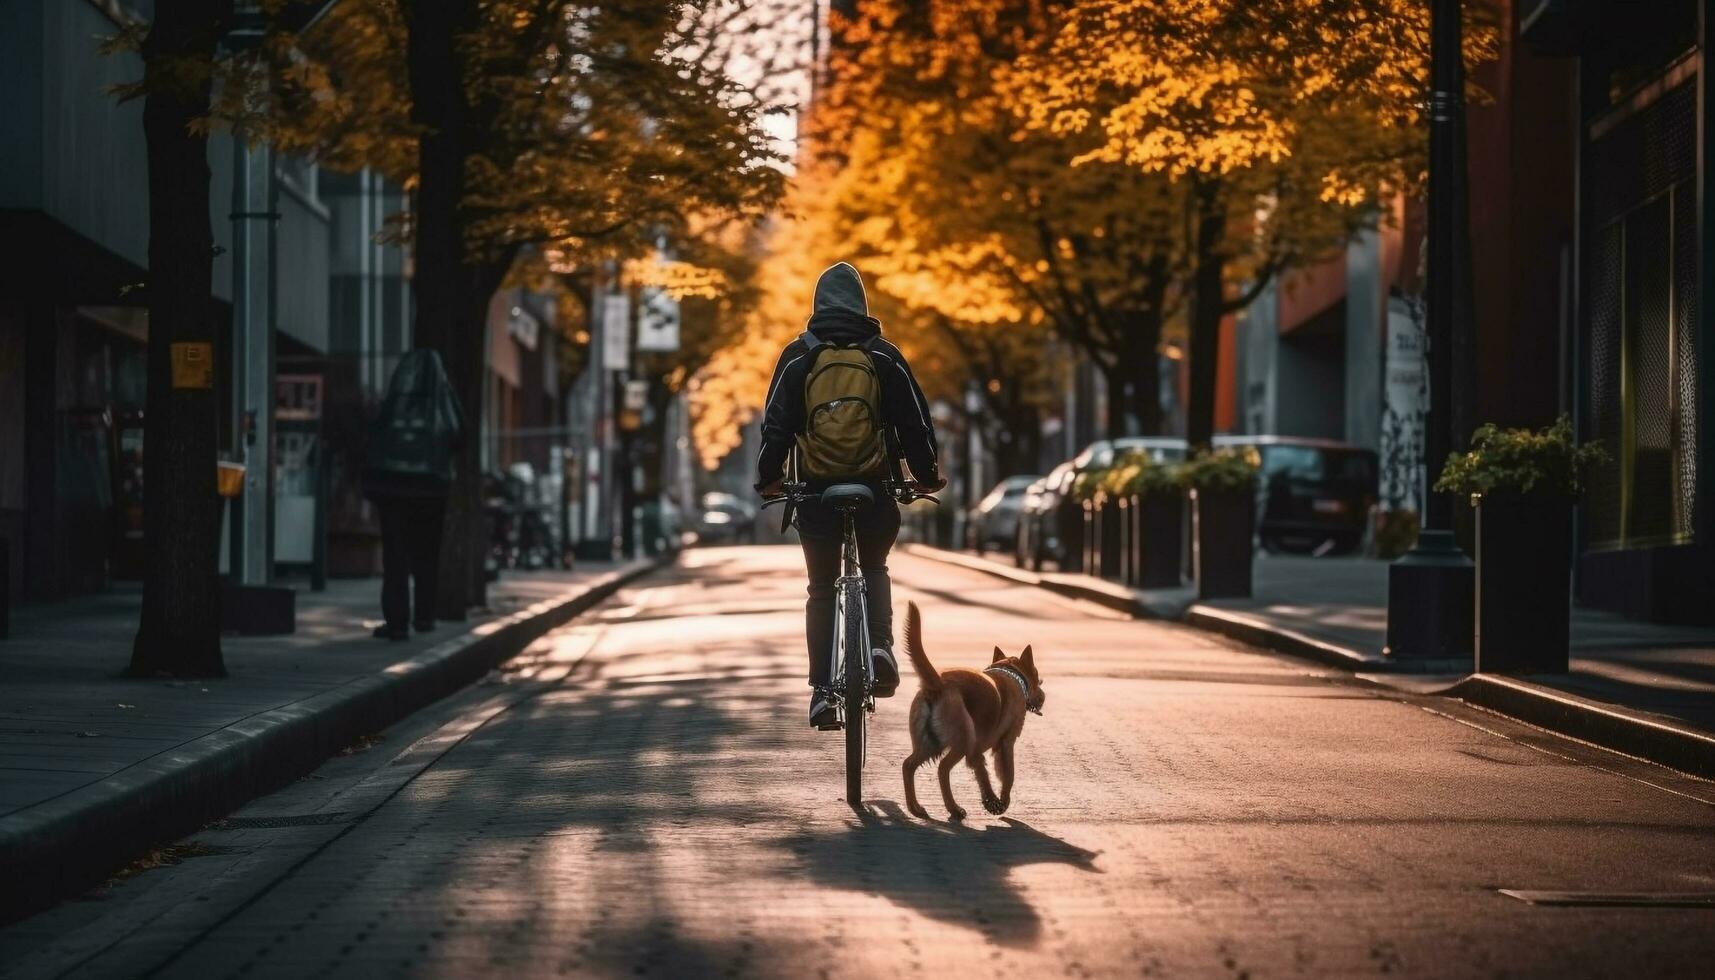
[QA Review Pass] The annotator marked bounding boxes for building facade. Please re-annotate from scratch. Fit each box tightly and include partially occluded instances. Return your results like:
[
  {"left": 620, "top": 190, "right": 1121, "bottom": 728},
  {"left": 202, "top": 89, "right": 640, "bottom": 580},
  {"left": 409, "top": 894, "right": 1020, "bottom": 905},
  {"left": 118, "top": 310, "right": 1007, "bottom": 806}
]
[
  {"left": 0, "top": 0, "right": 414, "bottom": 601},
  {"left": 1507, "top": 0, "right": 1715, "bottom": 623}
]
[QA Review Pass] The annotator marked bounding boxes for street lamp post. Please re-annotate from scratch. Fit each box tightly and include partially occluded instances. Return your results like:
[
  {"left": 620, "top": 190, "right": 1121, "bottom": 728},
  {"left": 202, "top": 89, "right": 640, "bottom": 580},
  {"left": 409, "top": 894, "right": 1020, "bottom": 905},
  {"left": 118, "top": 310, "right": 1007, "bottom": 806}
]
[{"left": 1385, "top": 0, "right": 1474, "bottom": 661}]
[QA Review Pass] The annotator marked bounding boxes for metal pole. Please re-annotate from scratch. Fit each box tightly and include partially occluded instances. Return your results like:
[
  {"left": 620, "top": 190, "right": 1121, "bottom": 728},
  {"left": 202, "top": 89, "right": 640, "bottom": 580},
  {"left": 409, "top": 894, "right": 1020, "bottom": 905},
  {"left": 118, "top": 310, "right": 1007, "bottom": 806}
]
[
  {"left": 1384, "top": 0, "right": 1474, "bottom": 661},
  {"left": 1423, "top": 0, "right": 1460, "bottom": 533},
  {"left": 230, "top": 136, "right": 277, "bottom": 587}
]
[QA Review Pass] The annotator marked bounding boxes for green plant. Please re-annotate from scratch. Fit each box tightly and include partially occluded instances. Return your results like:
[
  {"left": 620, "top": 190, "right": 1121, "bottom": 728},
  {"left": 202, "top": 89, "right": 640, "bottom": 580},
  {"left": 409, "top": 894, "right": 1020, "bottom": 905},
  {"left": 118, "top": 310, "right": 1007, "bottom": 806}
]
[
  {"left": 1370, "top": 508, "right": 1419, "bottom": 560},
  {"left": 1071, "top": 468, "right": 1107, "bottom": 502},
  {"left": 1098, "top": 458, "right": 1135, "bottom": 498},
  {"left": 1434, "top": 415, "right": 1607, "bottom": 503},
  {"left": 1108, "top": 450, "right": 1181, "bottom": 497},
  {"left": 1177, "top": 446, "right": 1261, "bottom": 494}
]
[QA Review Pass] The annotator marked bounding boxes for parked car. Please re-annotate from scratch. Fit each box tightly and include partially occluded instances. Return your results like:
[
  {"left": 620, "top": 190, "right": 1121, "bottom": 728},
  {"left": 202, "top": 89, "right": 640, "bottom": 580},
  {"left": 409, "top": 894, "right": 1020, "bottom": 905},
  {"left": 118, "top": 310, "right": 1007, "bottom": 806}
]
[
  {"left": 1015, "top": 438, "right": 1189, "bottom": 570},
  {"left": 965, "top": 475, "right": 1041, "bottom": 553},
  {"left": 1212, "top": 435, "right": 1378, "bottom": 555},
  {"left": 695, "top": 491, "right": 757, "bottom": 543},
  {"left": 1073, "top": 436, "right": 1188, "bottom": 470}
]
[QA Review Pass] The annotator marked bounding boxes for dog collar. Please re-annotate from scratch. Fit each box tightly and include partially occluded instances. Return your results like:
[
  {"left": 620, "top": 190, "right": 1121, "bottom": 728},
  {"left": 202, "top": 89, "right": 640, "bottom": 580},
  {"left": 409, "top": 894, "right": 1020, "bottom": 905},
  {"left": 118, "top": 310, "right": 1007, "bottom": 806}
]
[{"left": 985, "top": 664, "right": 1032, "bottom": 702}]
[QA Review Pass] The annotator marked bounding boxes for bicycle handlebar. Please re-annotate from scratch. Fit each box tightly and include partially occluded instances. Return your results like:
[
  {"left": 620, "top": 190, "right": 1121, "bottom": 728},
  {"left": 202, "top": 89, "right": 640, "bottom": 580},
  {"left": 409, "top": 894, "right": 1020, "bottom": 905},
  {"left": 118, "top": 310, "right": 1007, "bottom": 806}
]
[{"left": 759, "top": 481, "right": 941, "bottom": 509}]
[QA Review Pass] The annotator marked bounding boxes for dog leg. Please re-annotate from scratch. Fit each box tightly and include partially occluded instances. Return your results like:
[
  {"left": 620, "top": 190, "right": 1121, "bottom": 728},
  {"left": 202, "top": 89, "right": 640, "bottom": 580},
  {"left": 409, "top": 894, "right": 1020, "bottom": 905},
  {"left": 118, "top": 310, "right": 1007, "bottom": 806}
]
[
  {"left": 993, "top": 740, "right": 1014, "bottom": 814},
  {"left": 936, "top": 753, "right": 966, "bottom": 822},
  {"left": 969, "top": 752, "right": 1003, "bottom": 815},
  {"left": 902, "top": 752, "right": 930, "bottom": 819},
  {"left": 932, "top": 700, "right": 974, "bottom": 821}
]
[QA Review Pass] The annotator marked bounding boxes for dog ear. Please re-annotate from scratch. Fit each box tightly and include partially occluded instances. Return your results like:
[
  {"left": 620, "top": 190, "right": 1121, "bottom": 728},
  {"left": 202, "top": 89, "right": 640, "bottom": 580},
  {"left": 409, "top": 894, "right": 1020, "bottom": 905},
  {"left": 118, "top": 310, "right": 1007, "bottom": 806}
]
[
  {"left": 1020, "top": 645, "right": 1035, "bottom": 668},
  {"left": 992, "top": 646, "right": 1006, "bottom": 664}
]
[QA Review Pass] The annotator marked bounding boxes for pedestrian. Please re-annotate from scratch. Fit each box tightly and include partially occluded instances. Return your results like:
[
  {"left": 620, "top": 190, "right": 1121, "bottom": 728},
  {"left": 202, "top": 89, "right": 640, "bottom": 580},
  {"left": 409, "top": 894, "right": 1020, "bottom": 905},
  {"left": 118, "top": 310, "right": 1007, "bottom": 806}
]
[
  {"left": 754, "top": 261, "right": 945, "bottom": 728},
  {"left": 363, "top": 349, "right": 465, "bottom": 640}
]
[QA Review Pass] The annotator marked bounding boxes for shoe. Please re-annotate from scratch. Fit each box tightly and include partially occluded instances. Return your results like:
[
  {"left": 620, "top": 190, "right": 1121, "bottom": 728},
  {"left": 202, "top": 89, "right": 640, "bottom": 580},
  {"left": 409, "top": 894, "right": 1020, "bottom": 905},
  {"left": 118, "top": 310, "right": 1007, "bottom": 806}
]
[
  {"left": 413, "top": 619, "right": 436, "bottom": 633},
  {"left": 809, "top": 687, "right": 840, "bottom": 730},
  {"left": 372, "top": 625, "right": 409, "bottom": 641},
  {"left": 871, "top": 646, "right": 899, "bottom": 697}
]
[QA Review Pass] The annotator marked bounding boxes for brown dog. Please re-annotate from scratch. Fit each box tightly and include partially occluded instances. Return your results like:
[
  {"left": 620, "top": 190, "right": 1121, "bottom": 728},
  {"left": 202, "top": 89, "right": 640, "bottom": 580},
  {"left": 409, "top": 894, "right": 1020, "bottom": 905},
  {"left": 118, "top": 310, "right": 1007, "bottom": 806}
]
[{"left": 901, "top": 601, "right": 1045, "bottom": 821}]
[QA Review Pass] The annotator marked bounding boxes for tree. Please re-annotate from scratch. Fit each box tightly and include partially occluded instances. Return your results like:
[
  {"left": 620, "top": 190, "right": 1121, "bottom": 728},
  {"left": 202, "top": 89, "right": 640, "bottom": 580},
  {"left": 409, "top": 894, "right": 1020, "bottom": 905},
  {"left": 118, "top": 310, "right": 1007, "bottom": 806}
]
[
  {"left": 261, "top": 0, "right": 784, "bottom": 611},
  {"left": 123, "top": 0, "right": 233, "bottom": 677},
  {"left": 1012, "top": 0, "right": 1499, "bottom": 447},
  {"left": 825, "top": 0, "right": 1187, "bottom": 440}
]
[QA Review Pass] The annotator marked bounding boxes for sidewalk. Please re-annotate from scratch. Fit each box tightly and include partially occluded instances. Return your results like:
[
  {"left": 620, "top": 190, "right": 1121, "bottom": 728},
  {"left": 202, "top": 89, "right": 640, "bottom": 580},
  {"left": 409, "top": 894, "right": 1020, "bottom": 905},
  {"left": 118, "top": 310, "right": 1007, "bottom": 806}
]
[
  {"left": 907, "top": 544, "right": 1715, "bottom": 781},
  {"left": 0, "top": 560, "right": 661, "bottom": 920}
]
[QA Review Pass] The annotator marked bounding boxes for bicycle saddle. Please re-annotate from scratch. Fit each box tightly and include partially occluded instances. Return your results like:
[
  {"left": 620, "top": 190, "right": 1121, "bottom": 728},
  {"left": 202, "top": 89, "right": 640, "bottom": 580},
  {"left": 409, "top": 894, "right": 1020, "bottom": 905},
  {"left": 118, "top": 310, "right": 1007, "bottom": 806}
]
[{"left": 821, "top": 483, "right": 875, "bottom": 511}]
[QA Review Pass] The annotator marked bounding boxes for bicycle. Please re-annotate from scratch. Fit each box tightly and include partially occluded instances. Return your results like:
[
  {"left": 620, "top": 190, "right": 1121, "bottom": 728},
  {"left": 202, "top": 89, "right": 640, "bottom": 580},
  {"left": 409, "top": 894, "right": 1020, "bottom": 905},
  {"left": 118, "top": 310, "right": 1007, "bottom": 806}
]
[{"left": 763, "top": 478, "right": 939, "bottom": 804}]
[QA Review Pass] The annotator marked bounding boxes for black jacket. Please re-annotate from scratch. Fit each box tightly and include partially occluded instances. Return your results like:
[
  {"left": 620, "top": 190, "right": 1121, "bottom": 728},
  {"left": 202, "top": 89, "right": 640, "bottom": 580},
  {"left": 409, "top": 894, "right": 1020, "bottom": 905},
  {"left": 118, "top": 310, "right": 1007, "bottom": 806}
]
[
  {"left": 364, "top": 349, "right": 466, "bottom": 499},
  {"left": 754, "top": 321, "right": 941, "bottom": 490}
]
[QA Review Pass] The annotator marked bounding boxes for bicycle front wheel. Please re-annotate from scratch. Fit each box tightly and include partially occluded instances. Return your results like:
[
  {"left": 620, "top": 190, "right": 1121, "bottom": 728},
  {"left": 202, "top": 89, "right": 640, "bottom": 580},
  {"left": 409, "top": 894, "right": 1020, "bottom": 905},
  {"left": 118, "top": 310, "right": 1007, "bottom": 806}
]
[{"left": 843, "top": 590, "right": 866, "bottom": 805}]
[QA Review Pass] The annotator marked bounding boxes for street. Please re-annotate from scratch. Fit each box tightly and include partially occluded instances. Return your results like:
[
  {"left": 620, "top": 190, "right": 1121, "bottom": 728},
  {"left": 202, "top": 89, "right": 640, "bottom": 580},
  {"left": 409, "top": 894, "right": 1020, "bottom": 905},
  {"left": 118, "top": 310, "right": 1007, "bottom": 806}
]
[{"left": 4, "top": 547, "right": 1714, "bottom": 978}]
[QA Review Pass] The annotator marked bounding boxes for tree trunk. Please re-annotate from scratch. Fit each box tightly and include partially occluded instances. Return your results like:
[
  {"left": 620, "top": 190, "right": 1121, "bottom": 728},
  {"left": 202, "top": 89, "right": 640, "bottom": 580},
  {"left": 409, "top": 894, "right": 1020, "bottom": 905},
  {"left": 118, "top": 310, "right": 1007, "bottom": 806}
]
[
  {"left": 404, "top": 0, "right": 495, "bottom": 618},
  {"left": 993, "top": 402, "right": 1041, "bottom": 477},
  {"left": 1128, "top": 268, "right": 1169, "bottom": 436},
  {"left": 1103, "top": 360, "right": 1130, "bottom": 440},
  {"left": 1185, "top": 180, "right": 1227, "bottom": 451},
  {"left": 128, "top": 1, "right": 229, "bottom": 678}
]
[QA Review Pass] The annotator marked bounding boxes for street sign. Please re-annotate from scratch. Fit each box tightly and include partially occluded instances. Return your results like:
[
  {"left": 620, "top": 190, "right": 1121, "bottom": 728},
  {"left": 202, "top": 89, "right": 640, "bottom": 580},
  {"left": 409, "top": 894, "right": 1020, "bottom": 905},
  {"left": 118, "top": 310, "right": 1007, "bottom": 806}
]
[
  {"left": 636, "top": 287, "right": 680, "bottom": 352},
  {"left": 601, "top": 294, "right": 631, "bottom": 370},
  {"left": 275, "top": 374, "right": 323, "bottom": 421},
  {"left": 171, "top": 342, "right": 214, "bottom": 389},
  {"left": 507, "top": 304, "right": 540, "bottom": 351},
  {"left": 623, "top": 379, "right": 649, "bottom": 411}
]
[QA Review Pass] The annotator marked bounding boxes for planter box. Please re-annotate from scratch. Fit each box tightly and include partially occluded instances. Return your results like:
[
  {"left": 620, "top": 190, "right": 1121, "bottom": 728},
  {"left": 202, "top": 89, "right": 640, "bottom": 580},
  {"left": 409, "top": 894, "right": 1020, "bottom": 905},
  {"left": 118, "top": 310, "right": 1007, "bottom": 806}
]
[
  {"left": 1135, "top": 491, "right": 1183, "bottom": 588},
  {"left": 1192, "top": 488, "right": 1253, "bottom": 599},
  {"left": 1058, "top": 499, "right": 1084, "bottom": 572},
  {"left": 1099, "top": 498, "right": 1122, "bottom": 580},
  {"left": 1476, "top": 495, "right": 1572, "bottom": 673}
]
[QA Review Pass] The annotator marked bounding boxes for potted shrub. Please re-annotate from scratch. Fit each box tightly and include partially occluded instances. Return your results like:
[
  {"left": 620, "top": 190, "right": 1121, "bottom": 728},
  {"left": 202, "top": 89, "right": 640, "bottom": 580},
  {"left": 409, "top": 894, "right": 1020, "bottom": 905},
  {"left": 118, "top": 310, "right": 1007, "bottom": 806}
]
[
  {"left": 1181, "top": 447, "right": 1260, "bottom": 600},
  {"left": 1115, "top": 453, "right": 1184, "bottom": 588},
  {"left": 1435, "top": 415, "right": 1606, "bottom": 674},
  {"left": 1092, "top": 463, "right": 1129, "bottom": 580},
  {"left": 1072, "top": 468, "right": 1105, "bottom": 575}
]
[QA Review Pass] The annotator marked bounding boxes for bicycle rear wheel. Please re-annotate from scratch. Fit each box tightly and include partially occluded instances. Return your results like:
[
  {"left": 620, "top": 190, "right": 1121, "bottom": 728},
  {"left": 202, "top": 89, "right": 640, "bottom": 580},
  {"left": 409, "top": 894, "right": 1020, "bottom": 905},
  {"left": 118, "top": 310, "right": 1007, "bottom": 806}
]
[{"left": 843, "top": 588, "right": 867, "bottom": 805}]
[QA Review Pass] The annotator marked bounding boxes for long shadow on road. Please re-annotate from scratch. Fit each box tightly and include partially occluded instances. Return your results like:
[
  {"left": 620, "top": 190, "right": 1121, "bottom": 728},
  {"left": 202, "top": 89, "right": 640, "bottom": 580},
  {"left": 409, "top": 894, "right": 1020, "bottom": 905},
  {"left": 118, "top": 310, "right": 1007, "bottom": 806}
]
[{"left": 779, "top": 802, "right": 1100, "bottom": 947}]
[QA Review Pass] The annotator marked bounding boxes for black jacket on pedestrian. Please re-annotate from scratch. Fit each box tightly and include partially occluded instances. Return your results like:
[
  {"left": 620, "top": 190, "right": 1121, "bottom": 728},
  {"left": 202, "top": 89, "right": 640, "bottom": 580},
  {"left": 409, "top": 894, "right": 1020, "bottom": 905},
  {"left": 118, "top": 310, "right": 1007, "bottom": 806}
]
[
  {"left": 364, "top": 349, "right": 466, "bottom": 499},
  {"left": 754, "top": 262, "right": 940, "bottom": 490}
]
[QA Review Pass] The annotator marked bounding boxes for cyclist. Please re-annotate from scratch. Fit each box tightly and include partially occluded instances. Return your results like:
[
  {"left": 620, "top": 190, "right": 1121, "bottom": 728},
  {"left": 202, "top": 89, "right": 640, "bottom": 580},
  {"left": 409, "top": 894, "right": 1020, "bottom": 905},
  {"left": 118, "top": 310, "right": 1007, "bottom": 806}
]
[{"left": 755, "top": 262, "right": 944, "bottom": 728}]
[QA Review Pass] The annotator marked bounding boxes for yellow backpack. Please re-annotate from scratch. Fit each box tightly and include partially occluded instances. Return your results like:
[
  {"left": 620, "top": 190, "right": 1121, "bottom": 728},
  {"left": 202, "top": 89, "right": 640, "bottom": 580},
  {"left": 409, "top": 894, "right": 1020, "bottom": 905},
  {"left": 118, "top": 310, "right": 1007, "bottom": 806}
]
[{"left": 796, "top": 333, "right": 886, "bottom": 480}]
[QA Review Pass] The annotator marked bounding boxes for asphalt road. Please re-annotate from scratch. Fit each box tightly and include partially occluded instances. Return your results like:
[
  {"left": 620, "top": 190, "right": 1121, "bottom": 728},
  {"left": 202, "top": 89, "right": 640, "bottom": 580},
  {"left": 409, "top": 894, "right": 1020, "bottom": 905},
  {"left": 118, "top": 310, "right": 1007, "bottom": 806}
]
[{"left": 4, "top": 546, "right": 1715, "bottom": 979}]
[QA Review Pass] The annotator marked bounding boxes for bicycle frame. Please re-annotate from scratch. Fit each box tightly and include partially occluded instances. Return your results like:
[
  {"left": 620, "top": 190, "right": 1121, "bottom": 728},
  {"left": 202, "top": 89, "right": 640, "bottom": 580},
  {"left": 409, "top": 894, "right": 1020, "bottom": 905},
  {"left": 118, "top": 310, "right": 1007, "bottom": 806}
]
[{"left": 830, "top": 509, "right": 874, "bottom": 718}]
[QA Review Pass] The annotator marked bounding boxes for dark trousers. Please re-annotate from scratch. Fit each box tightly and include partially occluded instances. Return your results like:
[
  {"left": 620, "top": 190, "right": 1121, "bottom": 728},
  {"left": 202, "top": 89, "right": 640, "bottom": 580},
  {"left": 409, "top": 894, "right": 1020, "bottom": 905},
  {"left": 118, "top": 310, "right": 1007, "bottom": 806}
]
[
  {"left": 376, "top": 495, "right": 446, "bottom": 630},
  {"left": 796, "top": 497, "right": 900, "bottom": 687}
]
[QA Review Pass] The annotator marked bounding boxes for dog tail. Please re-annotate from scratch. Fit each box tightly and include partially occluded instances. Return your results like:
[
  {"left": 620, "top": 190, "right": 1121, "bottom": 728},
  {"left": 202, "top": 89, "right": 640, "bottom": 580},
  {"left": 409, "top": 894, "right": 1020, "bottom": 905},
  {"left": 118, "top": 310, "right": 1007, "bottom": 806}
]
[{"left": 903, "top": 601, "right": 940, "bottom": 692}]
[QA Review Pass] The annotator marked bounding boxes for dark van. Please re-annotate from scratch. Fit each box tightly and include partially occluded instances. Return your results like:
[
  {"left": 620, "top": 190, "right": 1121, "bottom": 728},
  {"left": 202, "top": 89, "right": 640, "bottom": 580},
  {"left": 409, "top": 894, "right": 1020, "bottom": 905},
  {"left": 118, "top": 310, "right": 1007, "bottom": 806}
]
[{"left": 1213, "top": 436, "right": 1378, "bottom": 555}]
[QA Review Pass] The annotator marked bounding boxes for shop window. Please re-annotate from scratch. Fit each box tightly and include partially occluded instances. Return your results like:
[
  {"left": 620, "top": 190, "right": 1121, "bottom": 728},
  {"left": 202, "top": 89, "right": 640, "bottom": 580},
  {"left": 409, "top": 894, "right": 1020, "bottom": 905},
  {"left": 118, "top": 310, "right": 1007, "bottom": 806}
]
[{"left": 1583, "top": 80, "right": 1698, "bottom": 550}]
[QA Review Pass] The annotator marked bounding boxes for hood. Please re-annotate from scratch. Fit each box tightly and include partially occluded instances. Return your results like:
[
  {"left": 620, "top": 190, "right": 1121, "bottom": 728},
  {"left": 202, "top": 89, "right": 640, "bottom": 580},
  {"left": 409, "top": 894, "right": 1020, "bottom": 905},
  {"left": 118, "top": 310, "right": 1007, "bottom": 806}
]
[
  {"left": 385, "top": 349, "right": 453, "bottom": 399},
  {"left": 813, "top": 262, "right": 869, "bottom": 316},
  {"left": 806, "top": 262, "right": 882, "bottom": 346}
]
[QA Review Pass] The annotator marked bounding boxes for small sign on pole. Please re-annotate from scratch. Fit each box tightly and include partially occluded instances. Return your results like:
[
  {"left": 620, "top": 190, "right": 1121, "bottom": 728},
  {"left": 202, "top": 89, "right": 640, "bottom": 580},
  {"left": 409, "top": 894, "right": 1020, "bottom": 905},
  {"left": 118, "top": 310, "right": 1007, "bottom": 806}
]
[
  {"left": 623, "top": 379, "right": 649, "bottom": 412},
  {"left": 171, "top": 342, "right": 215, "bottom": 389},
  {"left": 601, "top": 294, "right": 631, "bottom": 370},
  {"left": 636, "top": 287, "right": 680, "bottom": 352}
]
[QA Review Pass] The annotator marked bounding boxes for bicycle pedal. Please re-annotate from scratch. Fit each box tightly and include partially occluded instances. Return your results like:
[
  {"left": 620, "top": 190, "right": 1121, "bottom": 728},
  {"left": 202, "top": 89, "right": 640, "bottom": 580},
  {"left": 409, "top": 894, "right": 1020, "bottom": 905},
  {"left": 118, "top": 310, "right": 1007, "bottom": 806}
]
[{"left": 815, "top": 720, "right": 843, "bottom": 731}]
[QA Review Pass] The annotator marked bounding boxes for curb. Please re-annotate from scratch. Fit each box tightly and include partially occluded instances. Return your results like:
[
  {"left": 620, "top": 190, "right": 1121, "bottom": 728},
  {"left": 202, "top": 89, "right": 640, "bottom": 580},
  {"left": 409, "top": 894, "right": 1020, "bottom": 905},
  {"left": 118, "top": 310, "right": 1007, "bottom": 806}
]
[
  {"left": 899, "top": 544, "right": 1189, "bottom": 620},
  {"left": 905, "top": 543, "right": 1715, "bottom": 779},
  {"left": 0, "top": 557, "right": 667, "bottom": 923},
  {"left": 906, "top": 543, "right": 1466, "bottom": 673},
  {"left": 1450, "top": 674, "right": 1715, "bottom": 781},
  {"left": 1181, "top": 605, "right": 1473, "bottom": 675}
]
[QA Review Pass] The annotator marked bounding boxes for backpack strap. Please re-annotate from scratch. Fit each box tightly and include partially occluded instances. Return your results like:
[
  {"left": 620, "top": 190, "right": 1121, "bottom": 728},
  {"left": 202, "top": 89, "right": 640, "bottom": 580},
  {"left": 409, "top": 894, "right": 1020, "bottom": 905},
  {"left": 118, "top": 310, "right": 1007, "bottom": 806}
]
[{"left": 800, "top": 327, "right": 880, "bottom": 352}]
